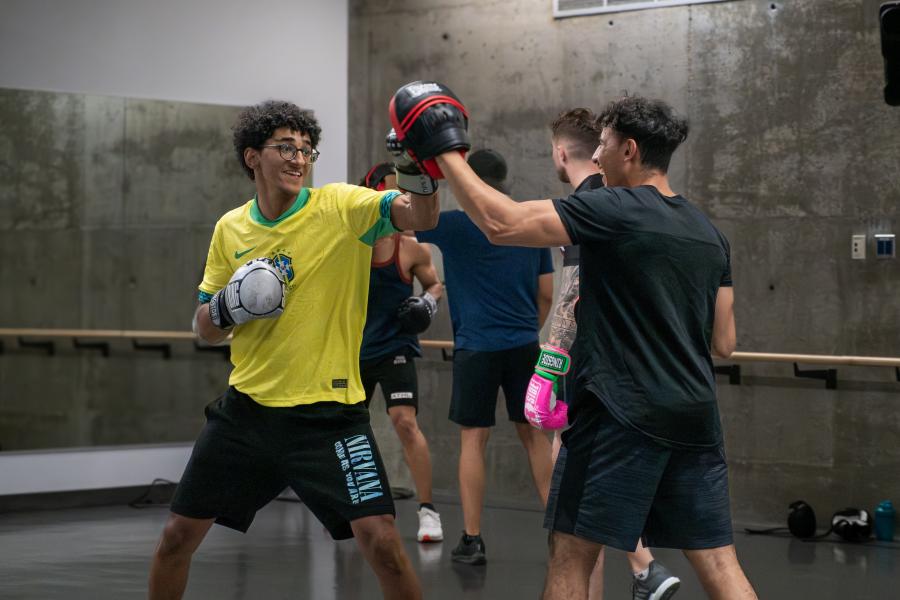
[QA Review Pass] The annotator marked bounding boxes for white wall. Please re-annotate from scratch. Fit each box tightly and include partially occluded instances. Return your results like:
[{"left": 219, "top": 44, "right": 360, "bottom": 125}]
[{"left": 0, "top": 0, "right": 349, "bottom": 184}]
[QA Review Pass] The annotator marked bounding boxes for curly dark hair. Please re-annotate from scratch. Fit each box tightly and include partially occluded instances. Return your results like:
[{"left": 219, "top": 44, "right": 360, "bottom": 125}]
[
  {"left": 596, "top": 96, "right": 688, "bottom": 173},
  {"left": 232, "top": 100, "right": 322, "bottom": 180},
  {"left": 550, "top": 108, "right": 601, "bottom": 160}
]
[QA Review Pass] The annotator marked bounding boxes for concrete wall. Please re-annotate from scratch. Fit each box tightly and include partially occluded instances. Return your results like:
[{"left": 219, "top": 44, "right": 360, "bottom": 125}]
[
  {"left": 350, "top": 0, "right": 900, "bottom": 525},
  {"left": 0, "top": 0, "right": 349, "bottom": 454},
  {"left": 0, "top": 89, "right": 243, "bottom": 449}
]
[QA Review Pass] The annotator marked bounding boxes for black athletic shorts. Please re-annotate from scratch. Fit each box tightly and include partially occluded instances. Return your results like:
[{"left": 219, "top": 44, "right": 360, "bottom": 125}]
[
  {"left": 360, "top": 350, "right": 418, "bottom": 413},
  {"left": 170, "top": 387, "right": 395, "bottom": 539},
  {"left": 544, "top": 394, "right": 733, "bottom": 551},
  {"left": 449, "top": 341, "right": 539, "bottom": 427}
]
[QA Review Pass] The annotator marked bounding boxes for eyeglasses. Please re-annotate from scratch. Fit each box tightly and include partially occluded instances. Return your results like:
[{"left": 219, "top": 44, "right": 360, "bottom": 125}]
[{"left": 261, "top": 143, "right": 320, "bottom": 163}]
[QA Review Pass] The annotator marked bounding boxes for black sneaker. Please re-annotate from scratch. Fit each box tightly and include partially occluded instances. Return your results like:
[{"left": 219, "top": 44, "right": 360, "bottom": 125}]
[{"left": 451, "top": 532, "right": 486, "bottom": 565}]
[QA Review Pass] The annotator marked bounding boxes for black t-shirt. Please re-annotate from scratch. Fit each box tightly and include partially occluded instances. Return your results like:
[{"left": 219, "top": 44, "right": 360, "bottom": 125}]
[
  {"left": 560, "top": 173, "right": 605, "bottom": 266},
  {"left": 553, "top": 185, "right": 732, "bottom": 449}
]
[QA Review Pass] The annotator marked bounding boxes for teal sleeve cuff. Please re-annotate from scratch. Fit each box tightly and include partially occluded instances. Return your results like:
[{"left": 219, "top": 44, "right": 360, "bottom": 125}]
[
  {"left": 198, "top": 291, "right": 213, "bottom": 304},
  {"left": 380, "top": 191, "right": 401, "bottom": 218},
  {"left": 359, "top": 191, "right": 402, "bottom": 246}
]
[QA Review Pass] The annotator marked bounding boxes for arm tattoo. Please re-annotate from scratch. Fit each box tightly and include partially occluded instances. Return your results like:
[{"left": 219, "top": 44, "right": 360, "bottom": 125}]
[{"left": 548, "top": 265, "right": 579, "bottom": 350}]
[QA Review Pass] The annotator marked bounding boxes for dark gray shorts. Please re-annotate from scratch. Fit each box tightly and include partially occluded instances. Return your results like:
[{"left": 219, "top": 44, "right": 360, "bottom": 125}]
[{"left": 544, "top": 397, "right": 733, "bottom": 551}]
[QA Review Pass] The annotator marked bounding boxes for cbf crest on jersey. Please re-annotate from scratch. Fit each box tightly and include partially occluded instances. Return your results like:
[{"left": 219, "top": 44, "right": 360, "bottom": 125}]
[{"left": 271, "top": 250, "right": 294, "bottom": 282}]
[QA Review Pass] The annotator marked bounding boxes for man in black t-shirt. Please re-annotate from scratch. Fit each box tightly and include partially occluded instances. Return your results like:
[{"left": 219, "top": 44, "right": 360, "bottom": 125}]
[
  {"left": 433, "top": 96, "right": 757, "bottom": 599},
  {"left": 543, "top": 108, "right": 680, "bottom": 600}
]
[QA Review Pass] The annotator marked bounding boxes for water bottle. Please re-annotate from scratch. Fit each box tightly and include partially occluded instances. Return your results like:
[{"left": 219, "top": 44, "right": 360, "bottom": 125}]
[{"left": 874, "top": 500, "right": 895, "bottom": 542}]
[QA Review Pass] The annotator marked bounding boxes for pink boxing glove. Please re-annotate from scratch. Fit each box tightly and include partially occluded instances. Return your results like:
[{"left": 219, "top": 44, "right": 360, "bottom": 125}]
[{"left": 523, "top": 345, "right": 571, "bottom": 430}]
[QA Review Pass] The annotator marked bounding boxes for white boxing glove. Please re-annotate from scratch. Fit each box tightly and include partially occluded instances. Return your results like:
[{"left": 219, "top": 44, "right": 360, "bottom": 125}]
[{"left": 208, "top": 258, "right": 286, "bottom": 329}]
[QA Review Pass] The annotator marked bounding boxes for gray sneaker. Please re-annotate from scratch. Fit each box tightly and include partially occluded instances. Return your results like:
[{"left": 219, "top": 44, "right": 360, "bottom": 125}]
[{"left": 632, "top": 561, "right": 680, "bottom": 600}]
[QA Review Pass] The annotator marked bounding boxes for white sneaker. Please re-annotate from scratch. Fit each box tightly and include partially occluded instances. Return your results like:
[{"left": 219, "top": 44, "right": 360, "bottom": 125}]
[{"left": 417, "top": 507, "right": 443, "bottom": 543}]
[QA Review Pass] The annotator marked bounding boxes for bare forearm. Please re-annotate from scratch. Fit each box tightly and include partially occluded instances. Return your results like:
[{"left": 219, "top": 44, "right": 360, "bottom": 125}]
[
  {"left": 538, "top": 297, "right": 551, "bottom": 330},
  {"left": 711, "top": 287, "right": 736, "bottom": 358},
  {"left": 547, "top": 266, "right": 579, "bottom": 350},
  {"left": 711, "top": 335, "right": 736, "bottom": 359},
  {"left": 395, "top": 192, "right": 439, "bottom": 231},
  {"left": 194, "top": 304, "right": 230, "bottom": 345},
  {"left": 424, "top": 281, "right": 443, "bottom": 302},
  {"left": 411, "top": 247, "right": 443, "bottom": 302}
]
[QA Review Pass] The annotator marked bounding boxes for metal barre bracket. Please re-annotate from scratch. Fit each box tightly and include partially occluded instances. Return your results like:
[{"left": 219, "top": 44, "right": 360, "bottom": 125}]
[
  {"left": 793, "top": 362, "right": 837, "bottom": 390},
  {"left": 18, "top": 337, "right": 55, "bottom": 356},
  {"left": 194, "top": 342, "right": 231, "bottom": 362},
  {"left": 441, "top": 348, "right": 454, "bottom": 362},
  {"left": 132, "top": 339, "right": 172, "bottom": 359},
  {"left": 73, "top": 338, "right": 110, "bottom": 357},
  {"left": 714, "top": 364, "right": 742, "bottom": 385}
]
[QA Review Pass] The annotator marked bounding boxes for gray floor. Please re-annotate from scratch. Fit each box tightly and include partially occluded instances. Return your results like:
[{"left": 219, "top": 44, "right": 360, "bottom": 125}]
[{"left": 0, "top": 498, "right": 898, "bottom": 599}]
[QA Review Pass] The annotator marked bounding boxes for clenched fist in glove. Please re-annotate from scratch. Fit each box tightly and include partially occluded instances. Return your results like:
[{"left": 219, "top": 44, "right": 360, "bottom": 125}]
[
  {"left": 396, "top": 291, "right": 438, "bottom": 335},
  {"left": 524, "top": 345, "right": 571, "bottom": 430},
  {"left": 208, "top": 258, "right": 286, "bottom": 330}
]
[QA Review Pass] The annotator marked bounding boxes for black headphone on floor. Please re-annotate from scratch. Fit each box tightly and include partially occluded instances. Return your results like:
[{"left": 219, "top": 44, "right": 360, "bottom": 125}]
[
  {"left": 748, "top": 500, "right": 872, "bottom": 543},
  {"left": 830, "top": 508, "right": 873, "bottom": 543},
  {"left": 788, "top": 500, "right": 817, "bottom": 538}
]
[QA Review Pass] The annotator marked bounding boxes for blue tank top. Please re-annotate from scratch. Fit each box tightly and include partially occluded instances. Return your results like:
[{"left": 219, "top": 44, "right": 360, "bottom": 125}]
[{"left": 360, "top": 235, "right": 423, "bottom": 360}]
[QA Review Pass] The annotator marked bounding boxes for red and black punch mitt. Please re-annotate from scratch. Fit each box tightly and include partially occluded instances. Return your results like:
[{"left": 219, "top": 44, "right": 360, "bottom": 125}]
[{"left": 388, "top": 81, "right": 470, "bottom": 179}]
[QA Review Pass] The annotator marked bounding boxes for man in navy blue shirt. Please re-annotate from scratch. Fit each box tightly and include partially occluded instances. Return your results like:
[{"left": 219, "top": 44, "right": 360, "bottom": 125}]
[
  {"left": 432, "top": 98, "right": 757, "bottom": 599},
  {"left": 416, "top": 149, "right": 554, "bottom": 565}
]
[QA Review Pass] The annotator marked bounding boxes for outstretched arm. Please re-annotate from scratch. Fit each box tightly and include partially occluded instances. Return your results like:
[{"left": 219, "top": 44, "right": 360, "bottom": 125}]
[{"left": 436, "top": 152, "right": 571, "bottom": 247}]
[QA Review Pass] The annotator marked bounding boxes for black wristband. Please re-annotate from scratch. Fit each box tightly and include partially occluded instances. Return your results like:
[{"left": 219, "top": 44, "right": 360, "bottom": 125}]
[{"left": 208, "top": 290, "right": 234, "bottom": 330}]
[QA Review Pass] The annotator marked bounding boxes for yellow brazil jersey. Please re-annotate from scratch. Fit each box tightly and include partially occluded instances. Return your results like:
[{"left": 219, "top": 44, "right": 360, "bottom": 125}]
[{"left": 199, "top": 183, "right": 400, "bottom": 407}]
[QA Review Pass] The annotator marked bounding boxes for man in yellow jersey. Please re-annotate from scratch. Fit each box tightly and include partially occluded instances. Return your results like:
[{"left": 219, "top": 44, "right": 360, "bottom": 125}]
[{"left": 148, "top": 97, "right": 465, "bottom": 600}]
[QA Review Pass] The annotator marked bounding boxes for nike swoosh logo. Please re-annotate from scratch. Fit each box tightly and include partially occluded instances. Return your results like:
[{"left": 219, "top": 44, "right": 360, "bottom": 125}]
[{"left": 234, "top": 246, "right": 256, "bottom": 259}]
